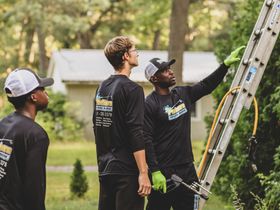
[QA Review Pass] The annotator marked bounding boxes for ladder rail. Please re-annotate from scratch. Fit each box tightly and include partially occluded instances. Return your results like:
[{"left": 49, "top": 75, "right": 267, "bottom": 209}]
[
  {"left": 198, "top": 0, "right": 280, "bottom": 209},
  {"left": 197, "top": 0, "right": 276, "bottom": 179}
]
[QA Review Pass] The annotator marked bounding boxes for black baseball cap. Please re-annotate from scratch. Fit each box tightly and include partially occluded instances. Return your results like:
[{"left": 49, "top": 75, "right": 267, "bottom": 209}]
[{"left": 145, "top": 58, "right": 176, "bottom": 80}]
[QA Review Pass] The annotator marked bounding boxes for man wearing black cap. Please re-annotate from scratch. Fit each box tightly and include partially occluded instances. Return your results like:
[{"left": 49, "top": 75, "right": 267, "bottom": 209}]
[
  {"left": 144, "top": 47, "right": 244, "bottom": 210},
  {"left": 0, "top": 68, "right": 54, "bottom": 210}
]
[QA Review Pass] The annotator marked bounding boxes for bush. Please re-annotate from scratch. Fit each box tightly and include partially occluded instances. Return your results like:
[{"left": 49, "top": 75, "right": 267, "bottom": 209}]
[
  {"left": 256, "top": 146, "right": 280, "bottom": 209},
  {"left": 70, "top": 159, "right": 89, "bottom": 198}
]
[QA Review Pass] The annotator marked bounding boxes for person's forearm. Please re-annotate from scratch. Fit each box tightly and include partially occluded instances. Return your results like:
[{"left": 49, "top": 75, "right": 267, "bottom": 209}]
[
  {"left": 145, "top": 140, "right": 159, "bottom": 172},
  {"left": 201, "top": 63, "right": 228, "bottom": 92},
  {"left": 133, "top": 150, "right": 148, "bottom": 174}
]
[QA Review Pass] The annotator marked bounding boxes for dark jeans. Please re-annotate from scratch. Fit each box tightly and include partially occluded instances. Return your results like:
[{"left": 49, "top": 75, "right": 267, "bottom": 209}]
[
  {"left": 146, "top": 163, "right": 199, "bottom": 210},
  {"left": 98, "top": 174, "right": 144, "bottom": 210}
]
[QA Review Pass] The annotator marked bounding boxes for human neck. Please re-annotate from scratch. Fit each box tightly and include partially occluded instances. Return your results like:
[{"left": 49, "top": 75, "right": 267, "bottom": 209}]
[
  {"left": 154, "top": 86, "right": 170, "bottom": 95},
  {"left": 115, "top": 63, "right": 132, "bottom": 77},
  {"left": 17, "top": 107, "right": 36, "bottom": 121}
]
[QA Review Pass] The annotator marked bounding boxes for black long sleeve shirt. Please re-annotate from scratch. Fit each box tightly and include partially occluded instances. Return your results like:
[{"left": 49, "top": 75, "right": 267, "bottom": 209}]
[
  {"left": 0, "top": 112, "right": 49, "bottom": 210},
  {"left": 144, "top": 64, "right": 228, "bottom": 172},
  {"left": 93, "top": 75, "right": 145, "bottom": 176}
]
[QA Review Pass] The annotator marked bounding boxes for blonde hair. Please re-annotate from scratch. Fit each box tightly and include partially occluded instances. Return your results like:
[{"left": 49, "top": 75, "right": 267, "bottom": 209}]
[{"left": 104, "top": 36, "right": 134, "bottom": 70}]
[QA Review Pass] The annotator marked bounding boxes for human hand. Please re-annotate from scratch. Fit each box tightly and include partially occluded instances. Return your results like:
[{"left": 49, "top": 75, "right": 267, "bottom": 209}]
[
  {"left": 138, "top": 172, "right": 152, "bottom": 197},
  {"left": 224, "top": 46, "right": 245, "bottom": 67},
  {"left": 152, "top": 171, "right": 166, "bottom": 193}
]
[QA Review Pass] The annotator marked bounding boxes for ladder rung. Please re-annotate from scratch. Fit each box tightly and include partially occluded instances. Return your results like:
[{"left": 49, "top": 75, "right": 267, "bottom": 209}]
[
  {"left": 207, "top": 149, "right": 223, "bottom": 155},
  {"left": 266, "top": 0, "right": 274, "bottom": 7},
  {"left": 207, "top": 149, "right": 216, "bottom": 154},
  {"left": 254, "top": 28, "right": 265, "bottom": 36},
  {"left": 219, "top": 118, "right": 228, "bottom": 124},
  {"left": 243, "top": 58, "right": 252, "bottom": 65}
]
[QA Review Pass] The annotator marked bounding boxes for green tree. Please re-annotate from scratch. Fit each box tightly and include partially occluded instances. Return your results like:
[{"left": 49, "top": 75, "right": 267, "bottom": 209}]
[
  {"left": 70, "top": 159, "right": 89, "bottom": 198},
  {"left": 211, "top": 0, "right": 280, "bottom": 209}
]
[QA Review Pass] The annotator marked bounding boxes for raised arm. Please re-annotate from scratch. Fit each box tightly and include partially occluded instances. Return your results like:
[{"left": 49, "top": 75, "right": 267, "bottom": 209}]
[{"left": 190, "top": 46, "right": 245, "bottom": 103}]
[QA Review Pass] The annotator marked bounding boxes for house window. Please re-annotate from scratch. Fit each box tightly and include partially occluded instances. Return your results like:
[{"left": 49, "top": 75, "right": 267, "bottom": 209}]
[
  {"left": 191, "top": 103, "right": 196, "bottom": 117},
  {"left": 191, "top": 101, "right": 201, "bottom": 121}
]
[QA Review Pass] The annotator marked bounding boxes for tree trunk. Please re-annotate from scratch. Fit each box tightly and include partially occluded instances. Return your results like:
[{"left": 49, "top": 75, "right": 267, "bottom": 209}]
[
  {"left": 24, "top": 27, "right": 35, "bottom": 63},
  {"left": 36, "top": 25, "right": 48, "bottom": 76},
  {"left": 152, "top": 29, "right": 161, "bottom": 50},
  {"left": 77, "top": 31, "right": 93, "bottom": 49},
  {"left": 168, "top": 0, "right": 191, "bottom": 84}
]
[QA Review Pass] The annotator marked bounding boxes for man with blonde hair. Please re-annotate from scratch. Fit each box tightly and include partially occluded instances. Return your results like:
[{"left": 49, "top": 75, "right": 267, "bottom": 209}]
[{"left": 93, "top": 36, "right": 151, "bottom": 210}]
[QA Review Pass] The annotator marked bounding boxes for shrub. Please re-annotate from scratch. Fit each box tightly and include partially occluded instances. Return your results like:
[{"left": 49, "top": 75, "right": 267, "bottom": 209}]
[{"left": 70, "top": 159, "right": 89, "bottom": 198}]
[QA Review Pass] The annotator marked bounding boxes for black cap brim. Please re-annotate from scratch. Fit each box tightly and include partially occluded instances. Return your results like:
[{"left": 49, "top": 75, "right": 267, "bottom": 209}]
[
  {"left": 38, "top": 78, "right": 54, "bottom": 87},
  {"left": 158, "top": 59, "right": 176, "bottom": 71}
]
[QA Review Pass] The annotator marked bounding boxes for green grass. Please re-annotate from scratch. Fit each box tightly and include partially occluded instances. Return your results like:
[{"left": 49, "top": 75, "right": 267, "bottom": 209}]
[
  {"left": 46, "top": 140, "right": 234, "bottom": 209},
  {"left": 47, "top": 141, "right": 96, "bottom": 166},
  {"left": 46, "top": 171, "right": 232, "bottom": 210},
  {"left": 47, "top": 140, "right": 203, "bottom": 167},
  {"left": 192, "top": 140, "right": 205, "bottom": 166},
  {"left": 46, "top": 171, "right": 99, "bottom": 210}
]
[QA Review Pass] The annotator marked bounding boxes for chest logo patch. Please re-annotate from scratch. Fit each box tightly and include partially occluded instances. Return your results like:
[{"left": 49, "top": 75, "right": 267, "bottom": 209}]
[
  {"left": 95, "top": 93, "right": 113, "bottom": 127},
  {"left": 0, "top": 139, "right": 13, "bottom": 181},
  {"left": 164, "top": 100, "right": 187, "bottom": 121}
]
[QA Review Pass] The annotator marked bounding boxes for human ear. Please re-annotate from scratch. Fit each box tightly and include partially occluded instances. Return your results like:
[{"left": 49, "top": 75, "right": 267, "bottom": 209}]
[
  {"left": 30, "top": 93, "right": 37, "bottom": 102},
  {"left": 150, "top": 75, "right": 158, "bottom": 83},
  {"left": 123, "top": 51, "right": 130, "bottom": 61}
]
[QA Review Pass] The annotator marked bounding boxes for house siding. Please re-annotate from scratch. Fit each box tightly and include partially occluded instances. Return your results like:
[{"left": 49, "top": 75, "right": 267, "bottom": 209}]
[{"left": 65, "top": 83, "right": 214, "bottom": 141}]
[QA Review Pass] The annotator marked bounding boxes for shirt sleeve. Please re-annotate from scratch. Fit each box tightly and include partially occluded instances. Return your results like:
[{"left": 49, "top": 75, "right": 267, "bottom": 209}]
[
  {"left": 143, "top": 100, "right": 160, "bottom": 172},
  {"left": 189, "top": 63, "right": 228, "bottom": 103},
  {"left": 23, "top": 132, "right": 48, "bottom": 210},
  {"left": 125, "top": 85, "right": 145, "bottom": 152}
]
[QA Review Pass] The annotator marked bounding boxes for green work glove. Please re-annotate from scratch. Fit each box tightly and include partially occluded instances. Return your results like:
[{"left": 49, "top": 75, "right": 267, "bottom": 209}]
[
  {"left": 152, "top": 171, "right": 167, "bottom": 193},
  {"left": 224, "top": 46, "right": 245, "bottom": 67}
]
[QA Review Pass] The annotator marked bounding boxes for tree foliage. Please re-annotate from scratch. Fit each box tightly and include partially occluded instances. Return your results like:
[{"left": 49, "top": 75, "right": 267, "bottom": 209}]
[
  {"left": 212, "top": 0, "right": 280, "bottom": 208},
  {"left": 0, "top": 0, "right": 230, "bottom": 78}
]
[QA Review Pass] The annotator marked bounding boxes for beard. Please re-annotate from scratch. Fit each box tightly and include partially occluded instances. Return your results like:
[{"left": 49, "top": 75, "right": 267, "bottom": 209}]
[
  {"left": 157, "top": 80, "right": 176, "bottom": 88},
  {"left": 36, "top": 102, "right": 48, "bottom": 111}
]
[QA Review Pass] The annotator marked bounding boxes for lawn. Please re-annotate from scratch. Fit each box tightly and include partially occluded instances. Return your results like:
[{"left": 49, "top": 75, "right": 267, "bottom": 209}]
[
  {"left": 47, "top": 141, "right": 97, "bottom": 166},
  {"left": 47, "top": 140, "right": 203, "bottom": 167},
  {"left": 46, "top": 171, "right": 99, "bottom": 210},
  {"left": 46, "top": 140, "right": 234, "bottom": 210}
]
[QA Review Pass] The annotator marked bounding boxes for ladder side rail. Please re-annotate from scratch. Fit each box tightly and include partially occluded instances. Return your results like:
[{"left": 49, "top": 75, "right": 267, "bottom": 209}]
[
  {"left": 199, "top": 58, "right": 267, "bottom": 209},
  {"left": 245, "top": 1, "right": 280, "bottom": 107},
  {"left": 201, "top": 41, "right": 273, "bottom": 190},
  {"left": 198, "top": 0, "right": 278, "bottom": 181},
  {"left": 201, "top": 0, "right": 276, "bottom": 159},
  {"left": 198, "top": 1, "right": 279, "bottom": 209},
  {"left": 229, "top": 0, "right": 274, "bottom": 89},
  {"left": 198, "top": 93, "right": 238, "bottom": 179},
  {"left": 198, "top": 81, "right": 261, "bottom": 209}
]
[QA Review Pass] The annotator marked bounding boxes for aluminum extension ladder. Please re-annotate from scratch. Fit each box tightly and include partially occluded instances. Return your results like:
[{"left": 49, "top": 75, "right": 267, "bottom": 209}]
[{"left": 196, "top": 0, "right": 280, "bottom": 209}]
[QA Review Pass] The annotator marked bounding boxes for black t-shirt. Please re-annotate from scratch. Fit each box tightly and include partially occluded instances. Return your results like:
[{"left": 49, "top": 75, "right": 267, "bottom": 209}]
[
  {"left": 0, "top": 112, "right": 49, "bottom": 210},
  {"left": 93, "top": 75, "right": 145, "bottom": 176},
  {"left": 144, "top": 64, "right": 228, "bottom": 172}
]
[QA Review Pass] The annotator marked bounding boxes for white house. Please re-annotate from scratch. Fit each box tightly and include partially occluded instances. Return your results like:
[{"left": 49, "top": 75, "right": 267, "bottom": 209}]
[{"left": 48, "top": 49, "right": 220, "bottom": 140}]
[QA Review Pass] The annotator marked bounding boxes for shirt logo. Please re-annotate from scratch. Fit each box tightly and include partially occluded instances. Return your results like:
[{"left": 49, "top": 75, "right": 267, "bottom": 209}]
[
  {"left": 95, "top": 94, "right": 113, "bottom": 112},
  {"left": 0, "top": 139, "right": 13, "bottom": 181},
  {"left": 164, "top": 99, "right": 187, "bottom": 120},
  {"left": 95, "top": 93, "right": 113, "bottom": 128}
]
